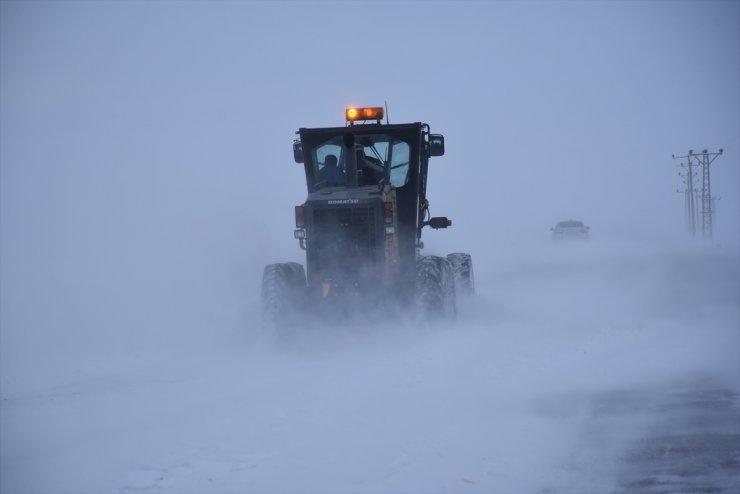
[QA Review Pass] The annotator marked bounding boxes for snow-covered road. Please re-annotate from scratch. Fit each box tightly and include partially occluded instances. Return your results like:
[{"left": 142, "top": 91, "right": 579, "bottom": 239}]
[{"left": 1, "top": 242, "right": 738, "bottom": 493}]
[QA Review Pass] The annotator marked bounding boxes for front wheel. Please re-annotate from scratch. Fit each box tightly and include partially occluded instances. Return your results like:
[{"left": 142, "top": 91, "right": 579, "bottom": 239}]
[
  {"left": 414, "top": 256, "right": 456, "bottom": 320},
  {"left": 261, "top": 262, "right": 306, "bottom": 328},
  {"left": 446, "top": 252, "right": 475, "bottom": 297}
]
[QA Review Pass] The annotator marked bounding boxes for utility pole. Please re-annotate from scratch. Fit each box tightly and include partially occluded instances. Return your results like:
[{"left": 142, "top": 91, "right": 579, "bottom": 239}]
[
  {"left": 673, "top": 151, "right": 698, "bottom": 236},
  {"left": 676, "top": 186, "right": 699, "bottom": 233},
  {"left": 698, "top": 149, "right": 723, "bottom": 239},
  {"left": 672, "top": 149, "right": 723, "bottom": 239}
]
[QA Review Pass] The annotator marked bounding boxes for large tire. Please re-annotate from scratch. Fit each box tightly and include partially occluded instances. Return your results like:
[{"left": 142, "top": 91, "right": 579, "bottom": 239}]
[
  {"left": 414, "top": 256, "right": 456, "bottom": 319},
  {"left": 447, "top": 252, "right": 475, "bottom": 297},
  {"left": 261, "top": 262, "right": 306, "bottom": 327}
]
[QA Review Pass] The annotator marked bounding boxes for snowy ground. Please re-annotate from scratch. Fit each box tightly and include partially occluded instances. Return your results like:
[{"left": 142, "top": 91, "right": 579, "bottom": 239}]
[{"left": 1, "top": 240, "right": 738, "bottom": 494}]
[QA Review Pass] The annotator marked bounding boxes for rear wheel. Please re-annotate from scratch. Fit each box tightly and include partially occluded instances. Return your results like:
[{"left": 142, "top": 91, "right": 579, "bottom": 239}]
[
  {"left": 261, "top": 262, "right": 306, "bottom": 328},
  {"left": 414, "top": 256, "right": 456, "bottom": 320},
  {"left": 446, "top": 252, "right": 475, "bottom": 297}
]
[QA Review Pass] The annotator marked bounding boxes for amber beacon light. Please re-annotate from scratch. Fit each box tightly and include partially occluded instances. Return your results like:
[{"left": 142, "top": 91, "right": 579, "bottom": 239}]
[{"left": 345, "top": 106, "right": 384, "bottom": 123}]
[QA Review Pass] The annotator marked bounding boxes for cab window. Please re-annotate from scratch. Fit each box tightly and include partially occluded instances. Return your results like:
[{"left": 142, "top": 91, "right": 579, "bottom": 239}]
[
  {"left": 309, "top": 134, "right": 411, "bottom": 188},
  {"left": 389, "top": 141, "right": 410, "bottom": 187}
]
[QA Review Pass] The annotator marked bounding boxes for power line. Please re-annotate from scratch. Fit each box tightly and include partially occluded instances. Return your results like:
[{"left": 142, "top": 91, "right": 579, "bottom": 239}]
[{"left": 672, "top": 149, "right": 723, "bottom": 239}]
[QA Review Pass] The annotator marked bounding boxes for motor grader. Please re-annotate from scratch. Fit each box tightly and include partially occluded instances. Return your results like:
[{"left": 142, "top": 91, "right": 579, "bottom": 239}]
[{"left": 261, "top": 106, "right": 473, "bottom": 325}]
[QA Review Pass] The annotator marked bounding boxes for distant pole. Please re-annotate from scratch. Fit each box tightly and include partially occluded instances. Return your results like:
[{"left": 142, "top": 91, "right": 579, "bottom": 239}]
[
  {"left": 693, "top": 188, "right": 700, "bottom": 233},
  {"left": 687, "top": 154, "right": 697, "bottom": 236},
  {"left": 677, "top": 187, "right": 694, "bottom": 231},
  {"left": 699, "top": 149, "right": 723, "bottom": 239},
  {"left": 674, "top": 151, "right": 697, "bottom": 236},
  {"left": 672, "top": 149, "right": 723, "bottom": 239}
]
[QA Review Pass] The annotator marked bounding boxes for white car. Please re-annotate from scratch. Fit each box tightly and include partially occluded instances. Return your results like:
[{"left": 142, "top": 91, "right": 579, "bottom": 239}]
[{"left": 551, "top": 220, "right": 590, "bottom": 242}]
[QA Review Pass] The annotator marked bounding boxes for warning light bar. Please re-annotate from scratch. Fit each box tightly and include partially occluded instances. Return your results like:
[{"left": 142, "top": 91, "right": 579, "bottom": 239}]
[{"left": 345, "top": 106, "right": 384, "bottom": 123}]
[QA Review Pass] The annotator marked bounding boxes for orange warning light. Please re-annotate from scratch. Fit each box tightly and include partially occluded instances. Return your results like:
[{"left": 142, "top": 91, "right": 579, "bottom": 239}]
[{"left": 345, "top": 106, "right": 384, "bottom": 122}]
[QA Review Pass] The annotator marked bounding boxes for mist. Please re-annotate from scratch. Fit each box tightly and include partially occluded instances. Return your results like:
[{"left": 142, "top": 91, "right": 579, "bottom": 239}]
[{"left": 1, "top": 1, "right": 739, "bottom": 493}]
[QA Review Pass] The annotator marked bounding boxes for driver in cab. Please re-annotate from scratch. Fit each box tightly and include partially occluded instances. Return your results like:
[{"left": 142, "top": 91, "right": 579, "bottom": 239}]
[{"left": 317, "top": 154, "right": 345, "bottom": 186}]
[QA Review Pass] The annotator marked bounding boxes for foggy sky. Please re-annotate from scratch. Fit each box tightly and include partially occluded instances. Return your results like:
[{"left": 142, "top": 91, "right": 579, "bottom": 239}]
[{"left": 1, "top": 0, "right": 739, "bottom": 370}]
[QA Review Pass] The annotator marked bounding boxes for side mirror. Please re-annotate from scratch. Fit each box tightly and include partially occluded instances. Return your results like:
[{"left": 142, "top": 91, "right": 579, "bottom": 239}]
[
  {"left": 426, "top": 216, "right": 452, "bottom": 229},
  {"left": 429, "top": 134, "right": 445, "bottom": 157},
  {"left": 293, "top": 141, "right": 304, "bottom": 163}
]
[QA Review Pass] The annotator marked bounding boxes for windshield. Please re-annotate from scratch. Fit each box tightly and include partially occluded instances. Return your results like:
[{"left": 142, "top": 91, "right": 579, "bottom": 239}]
[
  {"left": 556, "top": 221, "right": 584, "bottom": 228},
  {"left": 311, "top": 133, "right": 411, "bottom": 188}
]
